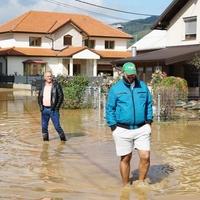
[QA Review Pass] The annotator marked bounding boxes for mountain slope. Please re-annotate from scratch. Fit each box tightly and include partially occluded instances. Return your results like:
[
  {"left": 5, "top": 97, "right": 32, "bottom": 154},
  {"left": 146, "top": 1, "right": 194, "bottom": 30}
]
[{"left": 113, "top": 16, "right": 159, "bottom": 46}]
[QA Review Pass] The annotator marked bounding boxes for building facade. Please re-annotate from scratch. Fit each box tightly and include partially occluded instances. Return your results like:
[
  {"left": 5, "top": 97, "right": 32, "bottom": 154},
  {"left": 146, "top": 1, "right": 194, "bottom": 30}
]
[
  {"left": 116, "top": 0, "right": 200, "bottom": 98},
  {"left": 0, "top": 11, "right": 132, "bottom": 77}
]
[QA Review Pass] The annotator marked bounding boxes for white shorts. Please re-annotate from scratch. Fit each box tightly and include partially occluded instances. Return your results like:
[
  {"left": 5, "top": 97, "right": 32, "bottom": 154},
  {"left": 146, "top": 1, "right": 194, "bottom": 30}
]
[{"left": 112, "top": 124, "right": 151, "bottom": 156}]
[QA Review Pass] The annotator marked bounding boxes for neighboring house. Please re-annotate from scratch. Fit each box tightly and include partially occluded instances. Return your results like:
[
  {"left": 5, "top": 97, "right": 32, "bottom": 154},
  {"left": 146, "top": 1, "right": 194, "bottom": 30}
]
[
  {"left": 0, "top": 11, "right": 132, "bottom": 77},
  {"left": 128, "top": 30, "right": 167, "bottom": 52},
  {"left": 115, "top": 0, "right": 200, "bottom": 98}
]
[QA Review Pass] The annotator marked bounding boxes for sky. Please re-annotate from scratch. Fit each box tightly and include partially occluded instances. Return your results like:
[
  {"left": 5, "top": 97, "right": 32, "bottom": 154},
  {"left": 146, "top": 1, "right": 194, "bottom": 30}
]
[{"left": 0, "top": 0, "right": 173, "bottom": 25}]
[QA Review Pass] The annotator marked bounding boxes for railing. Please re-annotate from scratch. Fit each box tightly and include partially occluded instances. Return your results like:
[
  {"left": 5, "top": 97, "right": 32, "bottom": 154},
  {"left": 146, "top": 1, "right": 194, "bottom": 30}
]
[
  {"left": 14, "top": 75, "right": 43, "bottom": 84},
  {"left": 0, "top": 75, "right": 43, "bottom": 84},
  {"left": 0, "top": 75, "right": 15, "bottom": 83},
  {"left": 153, "top": 93, "right": 199, "bottom": 122}
]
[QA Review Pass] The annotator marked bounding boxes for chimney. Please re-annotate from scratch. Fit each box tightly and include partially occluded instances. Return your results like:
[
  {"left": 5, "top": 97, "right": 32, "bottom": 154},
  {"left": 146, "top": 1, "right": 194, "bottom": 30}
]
[
  {"left": 112, "top": 24, "right": 123, "bottom": 30},
  {"left": 131, "top": 46, "right": 137, "bottom": 57}
]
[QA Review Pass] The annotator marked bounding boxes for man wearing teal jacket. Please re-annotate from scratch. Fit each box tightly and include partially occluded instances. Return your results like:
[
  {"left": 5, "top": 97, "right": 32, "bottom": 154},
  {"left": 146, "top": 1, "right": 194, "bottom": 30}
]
[{"left": 106, "top": 62, "right": 153, "bottom": 186}]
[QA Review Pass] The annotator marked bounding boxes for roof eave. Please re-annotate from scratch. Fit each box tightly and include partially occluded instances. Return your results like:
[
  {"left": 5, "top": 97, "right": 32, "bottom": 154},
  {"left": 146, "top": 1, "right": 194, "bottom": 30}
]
[
  {"left": 112, "top": 58, "right": 165, "bottom": 66},
  {"left": 88, "top": 35, "right": 133, "bottom": 39},
  {"left": 49, "top": 19, "right": 88, "bottom": 36},
  {"left": 0, "top": 30, "right": 48, "bottom": 34},
  {"left": 152, "top": 0, "right": 189, "bottom": 30}
]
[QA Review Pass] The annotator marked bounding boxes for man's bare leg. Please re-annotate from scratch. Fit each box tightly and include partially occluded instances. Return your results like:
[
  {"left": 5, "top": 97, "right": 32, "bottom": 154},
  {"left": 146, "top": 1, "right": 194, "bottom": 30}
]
[
  {"left": 138, "top": 150, "right": 150, "bottom": 180},
  {"left": 120, "top": 152, "right": 132, "bottom": 185}
]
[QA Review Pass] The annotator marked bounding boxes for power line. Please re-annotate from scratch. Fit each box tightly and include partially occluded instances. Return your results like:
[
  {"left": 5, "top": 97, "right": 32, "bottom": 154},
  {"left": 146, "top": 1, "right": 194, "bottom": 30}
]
[
  {"left": 74, "top": 0, "right": 157, "bottom": 17},
  {"left": 44, "top": 0, "right": 140, "bottom": 21}
]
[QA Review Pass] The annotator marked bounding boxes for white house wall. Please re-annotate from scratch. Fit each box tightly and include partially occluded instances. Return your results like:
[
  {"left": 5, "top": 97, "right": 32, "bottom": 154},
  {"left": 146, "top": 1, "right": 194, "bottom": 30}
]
[
  {"left": 0, "top": 32, "right": 129, "bottom": 51},
  {"left": 7, "top": 57, "right": 25, "bottom": 75},
  {"left": 0, "top": 33, "right": 15, "bottom": 48},
  {"left": 0, "top": 33, "right": 53, "bottom": 48},
  {"left": 44, "top": 57, "right": 65, "bottom": 76},
  {"left": 7, "top": 56, "right": 65, "bottom": 76},
  {"left": 14, "top": 33, "right": 52, "bottom": 48},
  {"left": 73, "top": 49, "right": 100, "bottom": 59},
  {"left": 1, "top": 26, "right": 82, "bottom": 49},
  {"left": 94, "top": 37, "right": 128, "bottom": 51},
  {"left": 167, "top": 0, "right": 200, "bottom": 46},
  {"left": 53, "top": 24, "right": 83, "bottom": 50}
]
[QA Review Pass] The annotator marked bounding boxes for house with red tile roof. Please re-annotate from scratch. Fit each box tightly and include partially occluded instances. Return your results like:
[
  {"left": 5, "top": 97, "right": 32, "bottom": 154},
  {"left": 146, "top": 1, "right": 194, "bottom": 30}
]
[{"left": 0, "top": 11, "right": 132, "bottom": 77}]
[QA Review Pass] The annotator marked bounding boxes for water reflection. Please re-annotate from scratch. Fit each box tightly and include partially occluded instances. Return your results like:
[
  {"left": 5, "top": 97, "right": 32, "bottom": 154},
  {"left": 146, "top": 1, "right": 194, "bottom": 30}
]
[
  {"left": 0, "top": 89, "right": 200, "bottom": 200},
  {"left": 40, "top": 143, "right": 66, "bottom": 183},
  {"left": 152, "top": 122, "right": 200, "bottom": 195}
]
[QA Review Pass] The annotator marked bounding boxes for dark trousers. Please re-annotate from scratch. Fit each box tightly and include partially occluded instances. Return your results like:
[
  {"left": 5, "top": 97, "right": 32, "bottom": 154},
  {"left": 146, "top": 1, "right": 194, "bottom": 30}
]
[{"left": 41, "top": 107, "right": 66, "bottom": 141}]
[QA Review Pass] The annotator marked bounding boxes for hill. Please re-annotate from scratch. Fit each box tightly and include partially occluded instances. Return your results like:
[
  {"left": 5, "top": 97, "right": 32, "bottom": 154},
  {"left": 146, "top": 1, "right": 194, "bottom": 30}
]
[{"left": 112, "top": 16, "right": 159, "bottom": 46}]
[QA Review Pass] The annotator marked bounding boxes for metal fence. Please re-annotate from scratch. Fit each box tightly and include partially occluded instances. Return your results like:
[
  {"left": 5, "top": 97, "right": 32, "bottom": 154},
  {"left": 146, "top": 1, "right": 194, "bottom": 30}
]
[
  {"left": 153, "top": 93, "right": 200, "bottom": 122},
  {"left": 81, "top": 86, "right": 107, "bottom": 121},
  {"left": 0, "top": 75, "right": 15, "bottom": 83},
  {"left": 88, "top": 90, "right": 200, "bottom": 122},
  {"left": 83, "top": 86, "right": 106, "bottom": 109},
  {"left": 0, "top": 75, "right": 43, "bottom": 84}
]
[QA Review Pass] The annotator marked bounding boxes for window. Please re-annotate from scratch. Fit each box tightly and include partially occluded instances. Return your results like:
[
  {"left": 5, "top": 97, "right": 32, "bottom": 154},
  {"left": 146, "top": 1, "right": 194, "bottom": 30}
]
[
  {"left": 184, "top": 16, "right": 197, "bottom": 40},
  {"left": 84, "top": 39, "right": 95, "bottom": 48},
  {"left": 29, "top": 37, "right": 42, "bottom": 46},
  {"left": 105, "top": 40, "right": 115, "bottom": 49},
  {"left": 63, "top": 35, "right": 72, "bottom": 45},
  {"left": 23, "top": 63, "right": 46, "bottom": 76}
]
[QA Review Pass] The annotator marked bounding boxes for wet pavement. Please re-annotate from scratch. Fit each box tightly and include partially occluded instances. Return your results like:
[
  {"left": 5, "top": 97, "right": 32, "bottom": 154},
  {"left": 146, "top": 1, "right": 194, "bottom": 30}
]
[{"left": 0, "top": 89, "right": 200, "bottom": 200}]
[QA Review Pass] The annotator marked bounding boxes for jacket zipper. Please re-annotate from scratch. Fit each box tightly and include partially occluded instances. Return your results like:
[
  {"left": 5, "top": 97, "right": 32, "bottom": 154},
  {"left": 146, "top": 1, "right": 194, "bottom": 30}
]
[{"left": 130, "top": 86, "right": 135, "bottom": 125}]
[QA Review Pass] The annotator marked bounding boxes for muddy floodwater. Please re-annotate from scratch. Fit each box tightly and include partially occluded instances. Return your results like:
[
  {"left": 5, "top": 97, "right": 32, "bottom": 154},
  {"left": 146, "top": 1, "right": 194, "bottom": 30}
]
[{"left": 0, "top": 89, "right": 200, "bottom": 200}]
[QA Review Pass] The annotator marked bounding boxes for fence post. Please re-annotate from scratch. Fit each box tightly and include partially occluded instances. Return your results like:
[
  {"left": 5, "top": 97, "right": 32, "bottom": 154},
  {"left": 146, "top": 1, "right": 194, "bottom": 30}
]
[
  {"left": 98, "top": 86, "right": 101, "bottom": 111},
  {"left": 98, "top": 86, "right": 101, "bottom": 120},
  {"left": 157, "top": 93, "right": 161, "bottom": 122},
  {"left": 93, "top": 87, "right": 97, "bottom": 108},
  {"left": 103, "top": 93, "right": 106, "bottom": 120}
]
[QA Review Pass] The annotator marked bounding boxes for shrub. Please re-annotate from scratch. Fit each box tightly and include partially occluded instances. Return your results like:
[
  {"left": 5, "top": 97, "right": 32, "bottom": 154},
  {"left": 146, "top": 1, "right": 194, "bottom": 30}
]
[
  {"left": 58, "top": 75, "right": 89, "bottom": 109},
  {"left": 151, "top": 70, "right": 188, "bottom": 120},
  {"left": 158, "top": 76, "right": 188, "bottom": 100}
]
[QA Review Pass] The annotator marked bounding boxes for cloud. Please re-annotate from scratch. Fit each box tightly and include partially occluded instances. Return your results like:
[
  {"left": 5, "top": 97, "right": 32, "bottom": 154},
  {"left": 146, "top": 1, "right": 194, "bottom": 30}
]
[
  {"left": 0, "top": 0, "right": 120, "bottom": 25},
  {"left": 17, "top": 0, "right": 38, "bottom": 6}
]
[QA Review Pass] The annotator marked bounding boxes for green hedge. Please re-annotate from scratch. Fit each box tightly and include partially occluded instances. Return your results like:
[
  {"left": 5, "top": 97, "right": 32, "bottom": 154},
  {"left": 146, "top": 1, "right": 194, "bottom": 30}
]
[{"left": 58, "top": 76, "right": 89, "bottom": 109}]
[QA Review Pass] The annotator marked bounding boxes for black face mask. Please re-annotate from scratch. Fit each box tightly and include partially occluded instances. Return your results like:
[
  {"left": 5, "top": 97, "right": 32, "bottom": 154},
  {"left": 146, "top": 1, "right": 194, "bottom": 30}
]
[{"left": 124, "top": 75, "right": 136, "bottom": 84}]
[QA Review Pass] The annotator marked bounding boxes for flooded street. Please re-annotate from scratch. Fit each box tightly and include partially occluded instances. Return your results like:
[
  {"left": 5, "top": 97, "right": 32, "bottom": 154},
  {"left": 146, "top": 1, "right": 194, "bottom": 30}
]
[{"left": 0, "top": 89, "right": 200, "bottom": 200}]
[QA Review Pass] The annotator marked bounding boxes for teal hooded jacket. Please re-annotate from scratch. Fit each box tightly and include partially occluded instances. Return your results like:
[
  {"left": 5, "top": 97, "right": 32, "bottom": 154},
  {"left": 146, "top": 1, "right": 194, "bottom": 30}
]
[{"left": 106, "top": 78, "right": 153, "bottom": 127}]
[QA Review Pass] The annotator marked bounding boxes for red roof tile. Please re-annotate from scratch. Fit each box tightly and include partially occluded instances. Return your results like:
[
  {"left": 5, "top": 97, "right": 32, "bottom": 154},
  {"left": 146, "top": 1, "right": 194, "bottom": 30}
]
[
  {"left": 0, "top": 47, "right": 57, "bottom": 56},
  {"left": 0, "top": 46, "right": 131, "bottom": 59},
  {"left": 95, "top": 50, "right": 132, "bottom": 59},
  {"left": 0, "top": 11, "right": 132, "bottom": 39}
]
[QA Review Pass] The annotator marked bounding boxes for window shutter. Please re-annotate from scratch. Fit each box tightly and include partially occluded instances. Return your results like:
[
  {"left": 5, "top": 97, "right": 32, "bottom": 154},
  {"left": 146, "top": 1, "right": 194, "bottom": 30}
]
[{"left": 184, "top": 16, "right": 197, "bottom": 35}]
